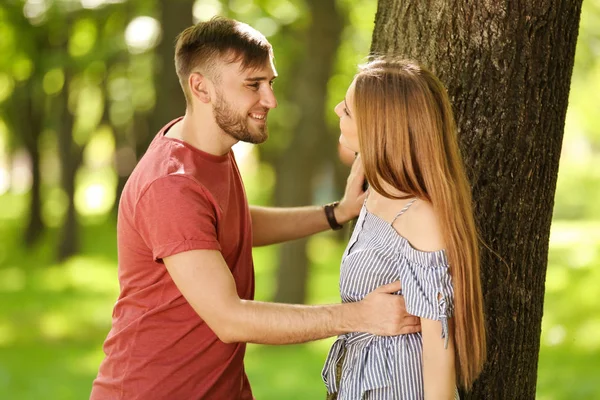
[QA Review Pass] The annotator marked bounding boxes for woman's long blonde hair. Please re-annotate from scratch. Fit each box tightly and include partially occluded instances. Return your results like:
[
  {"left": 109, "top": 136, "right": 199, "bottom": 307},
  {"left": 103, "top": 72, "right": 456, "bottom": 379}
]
[{"left": 354, "top": 58, "right": 486, "bottom": 388}]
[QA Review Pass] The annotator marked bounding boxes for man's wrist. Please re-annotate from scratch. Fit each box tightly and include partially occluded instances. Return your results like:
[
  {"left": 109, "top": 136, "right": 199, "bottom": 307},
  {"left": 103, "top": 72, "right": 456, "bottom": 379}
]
[
  {"left": 324, "top": 201, "right": 344, "bottom": 230},
  {"left": 333, "top": 200, "right": 358, "bottom": 225},
  {"left": 339, "top": 301, "right": 364, "bottom": 333}
]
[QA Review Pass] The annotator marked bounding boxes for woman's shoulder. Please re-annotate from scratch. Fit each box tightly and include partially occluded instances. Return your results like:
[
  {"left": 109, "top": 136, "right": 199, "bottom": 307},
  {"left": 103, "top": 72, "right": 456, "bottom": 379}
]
[{"left": 391, "top": 199, "right": 445, "bottom": 253}]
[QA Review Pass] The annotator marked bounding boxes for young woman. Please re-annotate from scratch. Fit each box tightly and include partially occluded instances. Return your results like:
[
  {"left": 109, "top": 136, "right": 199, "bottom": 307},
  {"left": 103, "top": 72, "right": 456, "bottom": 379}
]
[{"left": 322, "top": 58, "right": 486, "bottom": 399}]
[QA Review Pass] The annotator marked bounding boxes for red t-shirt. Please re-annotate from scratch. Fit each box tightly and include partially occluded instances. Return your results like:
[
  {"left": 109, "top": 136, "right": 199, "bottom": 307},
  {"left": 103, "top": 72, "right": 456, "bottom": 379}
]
[{"left": 91, "top": 118, "right": 255, "bottom": 400}]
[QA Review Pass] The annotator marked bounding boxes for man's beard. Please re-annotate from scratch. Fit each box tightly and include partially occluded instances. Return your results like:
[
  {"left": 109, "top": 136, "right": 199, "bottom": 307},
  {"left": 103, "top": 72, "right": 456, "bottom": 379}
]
[{"left": 213, "top": 91, "right": 268, "bottom": 144}]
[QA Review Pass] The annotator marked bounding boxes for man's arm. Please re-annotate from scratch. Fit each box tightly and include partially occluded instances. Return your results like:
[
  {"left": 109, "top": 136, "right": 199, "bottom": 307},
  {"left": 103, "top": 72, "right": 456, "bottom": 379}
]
[
  {"left": 164, "top": 249, "right": 419, "bottom": 344},
  {"left": 250, "top": 205, "right": 336, "bottom": 247},
  {"left": 251, "top": 156, "right": 366, "bottom": 247}
]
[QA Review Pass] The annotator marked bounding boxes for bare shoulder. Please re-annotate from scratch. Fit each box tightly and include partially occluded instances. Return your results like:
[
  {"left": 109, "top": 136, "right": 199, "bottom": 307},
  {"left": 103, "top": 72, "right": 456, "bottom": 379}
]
[{"left": 392, "top": 199, "right": 445, "bottom": 252}]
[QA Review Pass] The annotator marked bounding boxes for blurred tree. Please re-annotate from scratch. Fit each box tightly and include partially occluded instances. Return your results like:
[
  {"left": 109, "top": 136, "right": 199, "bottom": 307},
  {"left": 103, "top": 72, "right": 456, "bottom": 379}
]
[
  {"left": 144, "top": 0, "right": 193, "bottom": 156},
  {"left": 101, "top": 4, "right": 132, "bottom": 215},
  {"left": 53, "top": 10, "right": 80, "bottom": 261},
  {"left": 370, "top": 0, "right": 582, "bottom": 398},
  {"left": 50, "top": 4, "right": 126, "bottom": 260},
  {"left": 270, "top": 0, "right": 345, "bottom": 304},
  {"left": 1, "top": 4, "right": 47, "bottom": 245}
]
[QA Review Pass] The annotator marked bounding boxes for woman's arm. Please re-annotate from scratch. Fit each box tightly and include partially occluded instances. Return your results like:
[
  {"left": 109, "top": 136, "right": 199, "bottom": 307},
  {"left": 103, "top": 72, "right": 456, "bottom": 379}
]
[
  {"left": 393, "top": 200, "right": 456, "bottom": 398},
  {"left": 422, "top": 317, "right": 456, "bottom": 400}
]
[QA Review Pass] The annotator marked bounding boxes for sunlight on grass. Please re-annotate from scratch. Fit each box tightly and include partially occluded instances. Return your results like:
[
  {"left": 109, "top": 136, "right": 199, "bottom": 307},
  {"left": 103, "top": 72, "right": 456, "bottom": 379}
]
[
  {"left": 33, "top": 256, "right": 118, "bottom": 296},
  {"left": 537, "top": 221, "right": 600, "bottom": 399},
  {"left": 42, "top": 187, "right": 68, "bottom": 227},
  {"left": 567, "top": 244, "right": 598, "bottom": 269},
  {"left": 0, "top": 266, "right": 26, "bottom": 292},
  {"left": 252, "top": 244, "right": 278, "bottom": 301},
  {"left": 245, "top": 342, "right": 332, "bottom": 400},
  {"left": 307, "top": 235, "right": 342, "bottom": 266},
  {"left": 544, "top": 266, "right": 569, "bottom": 292},
  {"left": 39, "top": 312, "right": 72, "bottom": 340},
  {"left": 575, "top": 318, "right": 600, "bottom": 350},
  {"left": 0, "top": 192, "right": 27, "bottom": 221},
  {"left": 71, "top": 348, "right": 107, "bottom": 376},
  {"left": 0, "top": 322, "right": 16, "bottom": 346},
  {"left": 63, "top": 256, "right": 118, "bottom": 295},
  {"left": 36, "top": 266, "right": 71, "bottom": 292}
]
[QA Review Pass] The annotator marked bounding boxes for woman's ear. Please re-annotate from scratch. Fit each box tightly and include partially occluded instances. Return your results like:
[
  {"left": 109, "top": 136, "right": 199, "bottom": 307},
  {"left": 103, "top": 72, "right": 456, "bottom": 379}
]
[{"left": 188, "top": 72, "right": 211, "bottom": 103}]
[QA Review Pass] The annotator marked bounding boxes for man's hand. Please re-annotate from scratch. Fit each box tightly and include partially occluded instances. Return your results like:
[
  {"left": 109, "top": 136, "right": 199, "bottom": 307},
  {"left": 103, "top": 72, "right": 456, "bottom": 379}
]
[
  {"left": 335, "top": 155, "right": 367, "bottom": 224},
  {"left": 358, "top": 281, "right": 421, "bottom": 336}
]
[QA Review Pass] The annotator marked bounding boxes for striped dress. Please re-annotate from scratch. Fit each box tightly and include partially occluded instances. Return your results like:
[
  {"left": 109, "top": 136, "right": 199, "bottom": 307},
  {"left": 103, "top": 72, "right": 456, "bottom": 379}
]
[{"left": 321, "top": 200, "right": 459, "bottom": 399}]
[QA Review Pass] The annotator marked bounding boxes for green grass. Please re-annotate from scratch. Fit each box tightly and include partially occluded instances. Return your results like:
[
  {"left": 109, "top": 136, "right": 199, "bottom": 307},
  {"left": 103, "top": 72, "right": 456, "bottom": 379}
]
[{"left": 0, "top": 193, "right": 599, "bottom": 399}]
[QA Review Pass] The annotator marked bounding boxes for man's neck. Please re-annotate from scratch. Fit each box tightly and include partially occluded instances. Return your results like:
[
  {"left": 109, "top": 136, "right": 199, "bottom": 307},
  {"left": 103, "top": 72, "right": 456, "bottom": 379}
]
[{"left": 167, "top": 112, "right": 237, "bottom": 156}]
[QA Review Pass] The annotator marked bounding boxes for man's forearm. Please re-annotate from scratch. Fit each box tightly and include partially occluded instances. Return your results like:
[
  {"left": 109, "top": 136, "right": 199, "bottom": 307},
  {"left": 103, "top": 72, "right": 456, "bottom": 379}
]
[
  {"left": 250, "top": 205, "right": 350, "bottom": 247},
  {"left": 250, "top": 156, "right": 366, "bottom": 246},
  {"left": 217, "top": 300, "right": 363, "bottom": 344}
]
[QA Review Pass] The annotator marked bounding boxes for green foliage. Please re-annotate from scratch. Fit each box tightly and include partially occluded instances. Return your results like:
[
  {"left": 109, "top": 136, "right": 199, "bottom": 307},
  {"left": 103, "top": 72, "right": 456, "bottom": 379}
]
[
  {"left": 552, "top": 0, "right": 600, "bottom": 221},
  {"left": 537, "top": 223, "right": 600, "bottom": 399}
]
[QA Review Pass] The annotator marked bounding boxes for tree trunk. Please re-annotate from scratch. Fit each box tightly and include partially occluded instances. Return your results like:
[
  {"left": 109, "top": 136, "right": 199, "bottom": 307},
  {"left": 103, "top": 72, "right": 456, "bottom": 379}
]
[
  {"left": 5, "top": 11, "right": 46, "bottom": 246},
  {"left": 371, "top": 0, "right": 582, "bottom": 398},
  {"left": 24, "top": 143, "right": 43, "bottom": 245},
  {"left": 56, "top": 69, "right": 81, "bottom": 262},
  {"left": 16, "top": 78, "right": 45, "bottom": 246},
  {"left": 143, "top": 0, "right": 193, "bottom": 157},
  {"left": 273, "top": 0, "right": 344, "bottom": 304}
]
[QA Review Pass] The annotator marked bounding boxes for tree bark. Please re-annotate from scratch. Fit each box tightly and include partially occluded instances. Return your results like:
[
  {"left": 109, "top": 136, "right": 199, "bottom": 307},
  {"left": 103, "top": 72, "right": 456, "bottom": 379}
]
[
  {"left": 273, "top": 0, "right": 344, "bottom": 304},
  {"left": 371, "top": 0, "right": 582, "bottom": 398}
]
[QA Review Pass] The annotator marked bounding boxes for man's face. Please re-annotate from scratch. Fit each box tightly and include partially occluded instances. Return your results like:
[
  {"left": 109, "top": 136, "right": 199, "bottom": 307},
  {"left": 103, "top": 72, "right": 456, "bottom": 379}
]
[{"left": 211, "top": 57, "right": 278, "bottom": 144}]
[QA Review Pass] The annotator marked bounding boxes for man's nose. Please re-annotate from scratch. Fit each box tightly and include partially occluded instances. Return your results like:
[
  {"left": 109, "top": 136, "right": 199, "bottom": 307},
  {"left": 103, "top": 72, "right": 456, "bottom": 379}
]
[{"left": 261, "top": 87, "right": 278, "bottom": 109}]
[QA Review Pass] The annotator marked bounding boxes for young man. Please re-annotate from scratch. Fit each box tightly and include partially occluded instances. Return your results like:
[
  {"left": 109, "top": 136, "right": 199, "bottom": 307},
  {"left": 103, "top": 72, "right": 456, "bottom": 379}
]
[{"left": 90, "top": 17, "right": 419, "bottom": 400}]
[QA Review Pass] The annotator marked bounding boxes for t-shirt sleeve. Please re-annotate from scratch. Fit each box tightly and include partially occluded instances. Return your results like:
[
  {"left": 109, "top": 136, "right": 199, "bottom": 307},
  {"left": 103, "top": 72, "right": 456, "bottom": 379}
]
[
  {"left": 398, "top": 249, "right": 454, "bottom": 348},
  {"left": 134, "top": 174, "right": 221, "bottom": 262}
]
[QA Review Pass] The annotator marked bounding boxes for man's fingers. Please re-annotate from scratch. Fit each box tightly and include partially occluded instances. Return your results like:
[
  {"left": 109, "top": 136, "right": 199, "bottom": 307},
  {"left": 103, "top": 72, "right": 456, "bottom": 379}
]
[
  {"left": 375, "top": 280, "right": 402, "bottom": 293},
  {"left": 397, "top": 325, "right": 422, "bottom": 335},
  {"left": 350, "top": 154, "right": 364, "bottom": 175},
  {"left": 402, "top": 316, "right": 420, "bottom": 326}
]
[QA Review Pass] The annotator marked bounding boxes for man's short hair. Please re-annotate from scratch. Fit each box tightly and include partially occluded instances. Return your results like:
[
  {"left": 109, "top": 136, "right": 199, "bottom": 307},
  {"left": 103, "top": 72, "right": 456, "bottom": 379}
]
[{"left": 175, "top": 16, "right": 273, "bottom": 103}]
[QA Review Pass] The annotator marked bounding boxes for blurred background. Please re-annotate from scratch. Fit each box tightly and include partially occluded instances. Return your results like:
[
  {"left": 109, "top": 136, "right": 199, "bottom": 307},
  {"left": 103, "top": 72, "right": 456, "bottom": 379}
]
[{"left": 0, "top": 0, "right": 598, "bottom": 399}]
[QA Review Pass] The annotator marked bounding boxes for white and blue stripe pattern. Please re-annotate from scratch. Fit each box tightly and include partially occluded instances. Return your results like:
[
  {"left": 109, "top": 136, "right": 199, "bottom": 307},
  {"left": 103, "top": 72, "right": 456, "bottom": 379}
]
[{"left": 322, "top": 202, "right": 458, "bottom": 399}]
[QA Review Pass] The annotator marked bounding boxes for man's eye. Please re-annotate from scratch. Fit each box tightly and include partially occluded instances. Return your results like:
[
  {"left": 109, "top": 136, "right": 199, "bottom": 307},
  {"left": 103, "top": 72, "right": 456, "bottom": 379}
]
[{"left": 248, "top": 83, "right": 260, "bottom": 90}]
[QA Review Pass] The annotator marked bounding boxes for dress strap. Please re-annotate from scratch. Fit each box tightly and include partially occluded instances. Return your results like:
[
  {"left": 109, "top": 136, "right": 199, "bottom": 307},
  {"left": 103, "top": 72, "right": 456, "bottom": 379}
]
[{"left": 391, "top": 198, "right": 417, "bottom": 225}]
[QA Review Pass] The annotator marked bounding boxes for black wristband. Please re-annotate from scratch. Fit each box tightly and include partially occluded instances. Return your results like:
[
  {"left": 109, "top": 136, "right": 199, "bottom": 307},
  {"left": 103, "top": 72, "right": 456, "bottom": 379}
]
[{"left": 324, "top": 201, "right": 343, "bottom": 231}]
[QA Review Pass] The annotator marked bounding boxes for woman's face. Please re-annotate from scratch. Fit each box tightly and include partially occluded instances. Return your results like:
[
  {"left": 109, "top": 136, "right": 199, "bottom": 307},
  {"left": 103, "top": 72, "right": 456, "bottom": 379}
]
[{"left": 334, "top": 79, "right": 359, "bottom": 154}]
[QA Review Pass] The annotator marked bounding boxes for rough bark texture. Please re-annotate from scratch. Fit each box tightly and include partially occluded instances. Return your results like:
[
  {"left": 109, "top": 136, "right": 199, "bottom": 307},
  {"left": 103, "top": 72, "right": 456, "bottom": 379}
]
[
  {"left": 370, "top": 0, "right": 582, "bottom": 398},
  {"left": 273, "top": 0, "right": 344, "bottom": 304}
]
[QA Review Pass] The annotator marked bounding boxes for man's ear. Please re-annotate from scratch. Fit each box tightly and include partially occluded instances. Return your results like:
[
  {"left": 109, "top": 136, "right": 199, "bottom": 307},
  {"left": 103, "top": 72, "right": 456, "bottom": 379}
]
[{"left": 189, "top": 72, "right": 211, "bottom": 103}]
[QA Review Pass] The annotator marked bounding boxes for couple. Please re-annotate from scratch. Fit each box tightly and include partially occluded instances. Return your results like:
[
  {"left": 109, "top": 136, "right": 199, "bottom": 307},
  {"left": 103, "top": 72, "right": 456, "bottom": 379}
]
[{"left": 91, "top": 17, "right": 486, "bottom": 400}]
